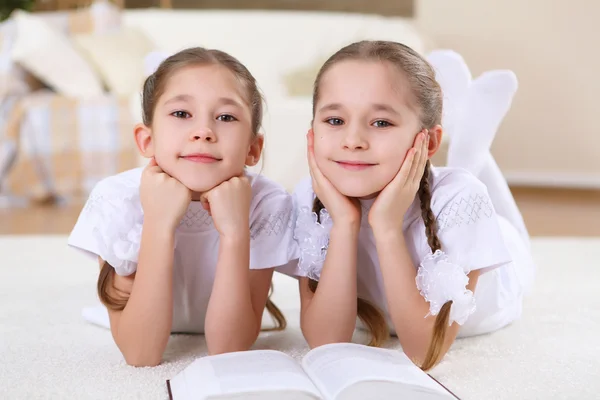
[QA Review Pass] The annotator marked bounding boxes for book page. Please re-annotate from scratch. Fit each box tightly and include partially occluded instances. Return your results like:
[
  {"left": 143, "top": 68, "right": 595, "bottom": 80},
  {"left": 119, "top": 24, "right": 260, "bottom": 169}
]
[
  {"left": 301, "top": 343, "right": 450, "bottom": 400},
  {"left": 169, "top": 350, "right": 322, "bottom": 400}
]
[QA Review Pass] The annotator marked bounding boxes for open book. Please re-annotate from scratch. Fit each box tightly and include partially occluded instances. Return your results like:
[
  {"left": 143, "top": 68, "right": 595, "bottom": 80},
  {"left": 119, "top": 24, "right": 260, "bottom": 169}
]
[{"left": 166, "top": 343, "right": 459, "bottom": 400}]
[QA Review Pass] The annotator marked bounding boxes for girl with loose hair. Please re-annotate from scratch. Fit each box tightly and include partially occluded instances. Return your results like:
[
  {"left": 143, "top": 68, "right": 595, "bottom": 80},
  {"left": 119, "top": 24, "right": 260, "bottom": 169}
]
[{"left": 69, "top": 47, "right": 296, "bottom": 367}]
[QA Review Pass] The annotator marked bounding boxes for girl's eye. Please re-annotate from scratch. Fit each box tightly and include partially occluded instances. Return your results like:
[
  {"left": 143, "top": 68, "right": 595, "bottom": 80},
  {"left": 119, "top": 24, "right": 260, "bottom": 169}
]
[
  {"left": 325, "top": 118, "right": 344, "bottom": 126},
  {"left": 372, "top": 120, "right": 392, "bottom": 128},
  {"left": 217, "top": 114, "right": 237, "bottom": 122},
  {"left": 172, "top": 111, "right": 191, "bottom": 119}
]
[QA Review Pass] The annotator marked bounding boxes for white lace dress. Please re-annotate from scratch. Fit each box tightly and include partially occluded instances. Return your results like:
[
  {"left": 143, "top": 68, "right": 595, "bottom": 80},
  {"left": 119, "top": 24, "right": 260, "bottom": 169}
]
[
  {"left": 68, "top": 167, "right": 300, "bottom": 333},
  {"left": 282, "top": 166, "right": 535, "bottom": 337}
]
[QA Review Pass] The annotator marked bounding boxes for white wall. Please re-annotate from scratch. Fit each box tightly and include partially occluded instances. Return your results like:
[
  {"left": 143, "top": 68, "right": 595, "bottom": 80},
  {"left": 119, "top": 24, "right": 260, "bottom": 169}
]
[{"left": 416, "top": 0, "right": 600, "bottom": 188}]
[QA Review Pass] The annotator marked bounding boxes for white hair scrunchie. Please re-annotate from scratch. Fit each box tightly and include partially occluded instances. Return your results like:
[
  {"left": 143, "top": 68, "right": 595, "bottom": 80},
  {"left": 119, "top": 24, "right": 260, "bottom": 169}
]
[
  {"left": 415, "top": 249, "right": 476, "bottom": 326},
  {"left": 293, "top": 206, "right": 333, "bottom": 281}
]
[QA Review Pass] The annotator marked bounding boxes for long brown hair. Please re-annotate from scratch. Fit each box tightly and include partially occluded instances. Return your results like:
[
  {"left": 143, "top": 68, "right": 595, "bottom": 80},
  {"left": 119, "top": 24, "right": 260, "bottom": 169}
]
[
  {"left": 98, "top": 47, "right": 286, "bottom": 331},
  {"left": 310, "top": 41, "right": 446, "bottom": 369}
]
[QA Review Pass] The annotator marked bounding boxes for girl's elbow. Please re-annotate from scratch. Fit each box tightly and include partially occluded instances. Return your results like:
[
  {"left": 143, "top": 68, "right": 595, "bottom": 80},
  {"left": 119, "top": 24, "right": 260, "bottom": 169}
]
[
  {"left": 401, "top": 345, "right": 429, "bottom": 367},
  {"left": 205, "top": 323, "right": 259, "bottom": 355},
  {"left": 207, "top": 340, "right": 253, "bottom": 355},
  {"left": 123, "top": 351, "right": 163, "bottom": 367},
  {"left": 206, "top": 331, "right": 257, "bottom": 355},
  {"left": 117, "top": 337, "right": 165, "bottom": 367},
  {"left": 399, "top": 339, "right": 451, "bottom": 370},
  {"left": 306, "top": 337, "right": 348, "bottom": 349},
  {"left": 302, "top": 325, "right": 353, "bottom": 349}
]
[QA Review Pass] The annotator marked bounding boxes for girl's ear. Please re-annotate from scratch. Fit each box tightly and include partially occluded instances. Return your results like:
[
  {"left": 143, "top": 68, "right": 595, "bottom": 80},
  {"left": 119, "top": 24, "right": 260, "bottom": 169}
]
[
  {"left": 427, "top": 125, "right": 443, "bottom": 158},
  {"left": 134, "top": 123, "right": 154, "bottom": 158},
  {"left": 246, "top": 134, "right": 264, "bottom": 166}
]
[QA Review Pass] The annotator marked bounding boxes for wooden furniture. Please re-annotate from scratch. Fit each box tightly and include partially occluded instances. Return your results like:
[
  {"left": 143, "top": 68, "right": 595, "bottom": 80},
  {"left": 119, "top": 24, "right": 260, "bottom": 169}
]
[
  {"left": 121, "top": 0, "right": 411, "bottom": 16},
  {"left": 32, "top": 0, "right": 173, "bottom": 11},
  {"left": 35, "top": 0, "right": 412, "bottom": 15},
  {"left": 32, "top": 0, "right": 413, "bottom": 15},
  {"left": 180, "top": 0, "right": 413, "bottom": 16}
]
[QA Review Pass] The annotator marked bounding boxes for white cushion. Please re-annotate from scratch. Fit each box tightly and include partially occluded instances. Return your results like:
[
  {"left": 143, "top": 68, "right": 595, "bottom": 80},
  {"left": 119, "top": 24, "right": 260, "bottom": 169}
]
[
  {"left": 73, "top": 27, "right": 155, "bottom": 97},
  {"left": 248, "top": 97, "right": 312, "bottom": 192},
  {"left": 122, "top": 10, "right": 426, "bottom": 101},
  {"left": 10, "top": 10, "right": 104, "bottom": 98},
  {"left": 0, "top": 19, "right": 32, "bottom": 99}
]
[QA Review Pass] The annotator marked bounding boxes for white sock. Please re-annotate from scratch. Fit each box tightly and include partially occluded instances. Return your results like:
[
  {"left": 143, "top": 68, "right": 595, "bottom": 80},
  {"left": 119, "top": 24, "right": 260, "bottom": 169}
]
[
  {"left": 447, "top": 70, "right": 518, "bottom": 175},
  {"left": 479, "top": 153, "right": 530, "bottom": 245},
  {"left": 445, "top": 69, "right": 529, "bottom": 243}
]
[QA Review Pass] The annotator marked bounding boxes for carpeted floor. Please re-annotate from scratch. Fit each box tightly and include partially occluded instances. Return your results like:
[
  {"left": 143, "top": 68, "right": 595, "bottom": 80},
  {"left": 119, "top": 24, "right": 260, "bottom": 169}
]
[{"left": 1, "top": 236, "right": 599, "bottom": 400}]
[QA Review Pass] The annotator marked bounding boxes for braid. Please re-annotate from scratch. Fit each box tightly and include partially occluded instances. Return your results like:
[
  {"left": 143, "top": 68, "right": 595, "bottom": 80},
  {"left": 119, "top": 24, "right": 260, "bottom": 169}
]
[
  {"left": 312, "top": 196, "right": 325, "bottom": 215},
  {"left": 417, "top": 161, "right": 451, "bottom": 371},
  {"left": 307, "top": 39, "right": 449, "bottom": 369},
  {"left": 308, "top": 162, "right": 450, "bottom": 368},
  {"left": 308, "top": 197, "right": 389, "bottom": 346},
  {"left": 418, "top": 161, "right": 442, "bottom": 252}
]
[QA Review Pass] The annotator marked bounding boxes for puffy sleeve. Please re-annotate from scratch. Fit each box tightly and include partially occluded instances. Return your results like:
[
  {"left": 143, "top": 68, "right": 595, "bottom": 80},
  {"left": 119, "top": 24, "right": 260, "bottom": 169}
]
[
  {"left": 431, "top": 175, "right": 512, "bottom": 273},
  {"left": 67, "top": 177, "right": 143, "bottom": 276},
  {"left": 248, "top": 183, "right": 300, "bottom": 270},
  {"left": 274, "top": 177, "right": 330, "bottom": 279},
  {"left": 409, "top": 170, "right": 512, "bottom": 325}
]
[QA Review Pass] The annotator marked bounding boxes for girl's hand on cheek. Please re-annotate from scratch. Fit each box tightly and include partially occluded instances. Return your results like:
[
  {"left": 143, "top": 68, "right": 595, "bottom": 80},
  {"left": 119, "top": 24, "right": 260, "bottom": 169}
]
[
  {"left": 369, "top": 130, "right": 429, "bottom": 236},
  {"left": 307, "top": 129, "right": 361, "bottom": 227}
]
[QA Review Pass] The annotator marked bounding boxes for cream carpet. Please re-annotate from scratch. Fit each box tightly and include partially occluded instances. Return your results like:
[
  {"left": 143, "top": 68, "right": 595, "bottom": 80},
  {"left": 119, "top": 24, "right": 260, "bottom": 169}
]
[{"left": 1, "top": 235, "right": 599, "bottom": 400}]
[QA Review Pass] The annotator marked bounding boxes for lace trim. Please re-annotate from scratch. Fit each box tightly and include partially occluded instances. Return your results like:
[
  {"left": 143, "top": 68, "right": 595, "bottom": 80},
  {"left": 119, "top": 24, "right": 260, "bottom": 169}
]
[
  {"left": 86, "top": 193, "right": 297, "bottom": 239},
  {"left": 250, "top": 207, "right": 295, "bottom": 240},
  {"left": 82, "top": 192, "right": 105, "bottom": 213},
  {"left": 360, "top": 200, "right": 374, "bottom": 214},
  {"left": 179, "top": 208, "right": 213, "bottom": 228},
  {"left": 436, "top": 193, "right": 493, "bottom": 232},
  {"left": 85, "top": 194, "right": 214, "bottom": 230}
]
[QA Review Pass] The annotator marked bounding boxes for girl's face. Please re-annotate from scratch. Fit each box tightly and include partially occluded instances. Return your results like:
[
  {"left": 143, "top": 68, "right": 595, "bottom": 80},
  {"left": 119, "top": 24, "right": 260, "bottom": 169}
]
[
  {"left": 135, "top": 64, "right": 262, "bottom": 194},
  {"left": 313, "top": 60, "right": 423, "bottom": 198}
]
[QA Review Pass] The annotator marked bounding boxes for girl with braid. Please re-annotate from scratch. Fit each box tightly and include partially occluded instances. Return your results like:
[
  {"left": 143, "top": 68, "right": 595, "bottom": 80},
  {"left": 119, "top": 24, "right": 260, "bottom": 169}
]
[{"left": 281, "top": 40, "right": 535, "bottom": 370}]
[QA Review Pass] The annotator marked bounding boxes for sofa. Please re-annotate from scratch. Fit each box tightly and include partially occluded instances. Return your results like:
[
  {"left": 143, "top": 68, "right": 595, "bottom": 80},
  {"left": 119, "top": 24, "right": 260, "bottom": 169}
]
[{"left": 0, "top": 1, "right": 431, "bottom": 203}]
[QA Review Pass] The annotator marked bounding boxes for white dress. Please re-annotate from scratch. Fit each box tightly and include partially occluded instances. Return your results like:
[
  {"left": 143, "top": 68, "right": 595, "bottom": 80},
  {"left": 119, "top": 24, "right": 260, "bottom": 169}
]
[
  {"left": 282, "top": 166, "right": 535, "bottom": 338},
  {"left": 68, "top": 167, "right": 300, "bottom": 334}
]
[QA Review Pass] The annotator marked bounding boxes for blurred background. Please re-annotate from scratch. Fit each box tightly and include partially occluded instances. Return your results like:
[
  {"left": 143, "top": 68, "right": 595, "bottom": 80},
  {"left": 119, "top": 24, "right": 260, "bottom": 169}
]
[{"left": 1, "top": 0, "right": 599, "bottom": 236}]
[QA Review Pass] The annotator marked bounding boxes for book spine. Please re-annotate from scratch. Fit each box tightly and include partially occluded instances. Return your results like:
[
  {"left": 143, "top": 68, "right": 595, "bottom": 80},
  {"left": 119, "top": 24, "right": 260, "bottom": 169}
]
[
  {"left": 166, "top": 379, "right": 173, "bottom": 400},
  {"left": 428, "top": 375, "right": 461, "bottom": 400}
]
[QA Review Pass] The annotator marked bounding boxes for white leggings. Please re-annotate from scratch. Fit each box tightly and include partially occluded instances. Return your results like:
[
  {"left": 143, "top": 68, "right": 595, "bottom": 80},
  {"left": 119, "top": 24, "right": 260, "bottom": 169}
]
[{"left": 457, "top": 216, "right": 535, "bottom": 338}]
